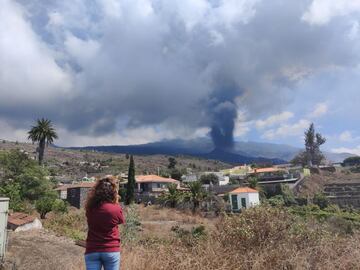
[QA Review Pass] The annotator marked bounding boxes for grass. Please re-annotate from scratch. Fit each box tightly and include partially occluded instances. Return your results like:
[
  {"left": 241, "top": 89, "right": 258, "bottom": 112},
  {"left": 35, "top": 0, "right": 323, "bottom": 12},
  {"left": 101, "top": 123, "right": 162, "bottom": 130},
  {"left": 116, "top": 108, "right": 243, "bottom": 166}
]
[{"left": 42, "top": 204, "right": 360, "bottom": 269}]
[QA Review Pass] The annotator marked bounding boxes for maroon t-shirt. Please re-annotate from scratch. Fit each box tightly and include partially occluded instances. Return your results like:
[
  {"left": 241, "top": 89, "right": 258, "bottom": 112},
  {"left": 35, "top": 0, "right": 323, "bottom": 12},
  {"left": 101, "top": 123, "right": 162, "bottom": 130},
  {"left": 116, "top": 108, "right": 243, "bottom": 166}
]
[{"left": 85, "top": 202, "right": 125, "bottom": 254}]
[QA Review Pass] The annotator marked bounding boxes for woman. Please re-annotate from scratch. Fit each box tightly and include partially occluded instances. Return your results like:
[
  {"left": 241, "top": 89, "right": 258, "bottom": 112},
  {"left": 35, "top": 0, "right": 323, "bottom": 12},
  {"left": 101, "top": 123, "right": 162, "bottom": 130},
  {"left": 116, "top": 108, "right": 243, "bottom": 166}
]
[{"left": 85, "top": 176, "right": 125, "bottom": 270}]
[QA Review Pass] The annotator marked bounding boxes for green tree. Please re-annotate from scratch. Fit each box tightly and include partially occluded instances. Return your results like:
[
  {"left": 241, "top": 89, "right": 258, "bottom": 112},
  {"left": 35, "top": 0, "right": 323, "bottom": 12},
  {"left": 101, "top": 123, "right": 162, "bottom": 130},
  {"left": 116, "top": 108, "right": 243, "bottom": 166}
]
[
  {"left": 168, "top": 157, "right": 177, "bottom": 169},
  {"left": 186, "top": 181, "right": 206, "bottom": 213},
  {"left": 28, "top": 118, "right": 58, "bottom": 165},
  {"left": 200, "top": 173, "right": 219, "bottom": 185},
  {"left": 159, "top": 183, "right": 181, "bottom": 208},
  {"left": 343, "top": 156, "right": 360, "bottom": 167},
  {"left": 36, "top": 195, "right": 56, "bottom": 219},
  {"left": 0, "top": 150, "right": 33, "bottom": 178},
  {"left": 291, "top": 123, "right": 326, "bottom": 167},
  {"left": 304, "top": 123, "right": 326, "bottom": 167},
  {"left": 52, "top": 199, "right": 68, "bottom": 214},
  {"left": 247, "top": 177, "right": 265, "bottom": 198},
  {"left": 0, "top": 149, "right": 54, "bottom": 208},
  {"left": 0, "top": 182, "right": 24, "bottom": 211},
  {"left": 125, "top": 155, "right": 136, "bottom": 205},
  {"left": 170, "top": 168, "right": 182, "bottom": 180},
  {"left": 17, "top": 166, "right": 53, "bottom": 201}
]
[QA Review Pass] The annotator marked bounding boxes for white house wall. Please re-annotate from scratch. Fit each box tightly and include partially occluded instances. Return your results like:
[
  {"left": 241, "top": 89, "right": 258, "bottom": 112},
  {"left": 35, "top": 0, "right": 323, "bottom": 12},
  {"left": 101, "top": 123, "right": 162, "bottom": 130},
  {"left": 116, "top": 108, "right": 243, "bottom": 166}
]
[
  {"left": 14, "top": 219, "right": 43, "bottom": 232},
  {"left": 229, "top": 193, "right": 260, "bottom": 210},
  {"left": 248, "top": 193, "right": 260, "bottom": 207}
]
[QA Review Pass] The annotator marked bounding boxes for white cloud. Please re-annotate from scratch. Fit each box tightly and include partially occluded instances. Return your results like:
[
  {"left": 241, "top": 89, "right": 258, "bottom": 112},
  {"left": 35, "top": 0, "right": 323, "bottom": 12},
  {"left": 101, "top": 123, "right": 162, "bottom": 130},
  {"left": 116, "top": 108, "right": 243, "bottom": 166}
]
[
  {"left": 339, "top": 131, "right": 360, "bottom": 142},
  {"left": 308, "top": 102, "right": 328, "bottom": 118},
  {"left": 0, "top": 0, "right": 72, "bottom": 107},
  {"left": 255, "top": 111, "right": 294, "bottom": 129},
  {"left": 332, "top": 145, "right": 360, "bottom": 156},
  {"left": 0, "top": 118, "right": 29, "bottom": 143},
  {"left": 64, "top": 33, "right": 100, "bottom": 66},
  {"left": 262, "top": 119, "right": 310, "bottom": 140},
  {"left": 303, "top": 0, "right": 360, "bottom": 25},
  {"left": 339, "top": 131, "right": 353, "bottom": 142},
  {"left": 348, "top": 20, "right": 360, "bottom": 40}
]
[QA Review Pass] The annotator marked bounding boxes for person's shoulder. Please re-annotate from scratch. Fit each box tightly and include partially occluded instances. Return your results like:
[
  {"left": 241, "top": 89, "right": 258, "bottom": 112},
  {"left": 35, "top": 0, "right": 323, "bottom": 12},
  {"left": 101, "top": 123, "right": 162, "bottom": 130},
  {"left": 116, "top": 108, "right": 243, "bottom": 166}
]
[{"left": 102, "top": 202, "right": 122, "bottom": 211}]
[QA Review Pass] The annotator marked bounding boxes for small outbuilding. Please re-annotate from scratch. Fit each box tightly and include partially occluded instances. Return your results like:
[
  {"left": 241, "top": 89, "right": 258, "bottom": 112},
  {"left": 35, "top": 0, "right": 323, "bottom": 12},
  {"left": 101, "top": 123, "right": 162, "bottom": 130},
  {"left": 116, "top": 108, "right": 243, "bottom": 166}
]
[
  {"left": 228, "top": 187, "right": 260, "bottom": 212},
  {"left": 7, "top": 212, "right": 42, "bottom": 232}
]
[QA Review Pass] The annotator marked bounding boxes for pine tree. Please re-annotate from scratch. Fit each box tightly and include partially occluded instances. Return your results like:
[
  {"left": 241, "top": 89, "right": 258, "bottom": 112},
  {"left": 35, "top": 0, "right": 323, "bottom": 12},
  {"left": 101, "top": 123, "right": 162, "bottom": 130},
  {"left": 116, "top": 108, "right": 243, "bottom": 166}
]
[
  {"left": 291, "top": 123, "right": 326, "bottom": 167},
  {"left": 304, "top": 123, "right": 326, "bottom": 167},
  {"left": 125, "top": 155, "right": 136, "bottom": 205}
]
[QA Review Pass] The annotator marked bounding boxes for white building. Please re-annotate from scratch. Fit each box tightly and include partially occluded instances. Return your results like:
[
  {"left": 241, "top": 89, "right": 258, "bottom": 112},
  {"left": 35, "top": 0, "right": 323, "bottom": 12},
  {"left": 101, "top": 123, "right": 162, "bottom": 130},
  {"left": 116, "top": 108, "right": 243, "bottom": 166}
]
[
  {"left": 228, "top": 187, "right": 260, "bottom": 212},
  {"left": 7, "top": 212, "right": 42, "bottom": 232}
]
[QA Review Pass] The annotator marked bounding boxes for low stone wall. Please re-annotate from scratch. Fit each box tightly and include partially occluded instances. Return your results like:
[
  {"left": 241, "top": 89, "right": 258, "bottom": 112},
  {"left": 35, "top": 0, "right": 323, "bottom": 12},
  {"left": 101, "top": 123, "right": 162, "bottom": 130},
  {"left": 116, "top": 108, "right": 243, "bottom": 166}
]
[{"left": 324, "top": 183, "right": 360, "bottom": 208}]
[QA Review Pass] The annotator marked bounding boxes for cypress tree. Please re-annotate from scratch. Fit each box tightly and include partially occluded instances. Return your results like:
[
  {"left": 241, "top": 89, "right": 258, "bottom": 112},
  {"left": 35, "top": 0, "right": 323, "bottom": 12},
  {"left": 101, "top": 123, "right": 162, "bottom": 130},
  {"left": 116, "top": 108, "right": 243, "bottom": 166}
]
[{"left": 126, "top": 155, "right": 136, "bottom": 205}]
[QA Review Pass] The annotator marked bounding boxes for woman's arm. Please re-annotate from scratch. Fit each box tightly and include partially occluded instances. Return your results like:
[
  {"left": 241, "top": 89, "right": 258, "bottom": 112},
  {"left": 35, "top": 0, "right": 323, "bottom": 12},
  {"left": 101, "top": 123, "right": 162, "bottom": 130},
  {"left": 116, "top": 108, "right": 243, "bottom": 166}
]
[{"left": 118, "top": 205, "right": 125, "bottom": 225}]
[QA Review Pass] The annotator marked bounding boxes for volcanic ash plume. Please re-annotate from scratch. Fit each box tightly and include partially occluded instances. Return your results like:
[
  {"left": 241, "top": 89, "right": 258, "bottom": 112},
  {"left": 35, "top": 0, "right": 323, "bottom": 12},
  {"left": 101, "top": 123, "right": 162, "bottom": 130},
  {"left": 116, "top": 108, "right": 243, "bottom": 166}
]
[{"left": 208, "top": 81, "right": 239, "bottom": 151}]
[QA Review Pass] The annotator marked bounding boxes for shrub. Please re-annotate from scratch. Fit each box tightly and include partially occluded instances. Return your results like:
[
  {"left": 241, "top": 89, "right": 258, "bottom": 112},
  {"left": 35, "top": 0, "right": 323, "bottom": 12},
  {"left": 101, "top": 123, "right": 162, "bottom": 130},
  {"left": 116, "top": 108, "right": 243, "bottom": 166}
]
[
  {"left": 313, "top": 193, "right": 329, "bottom": 209},
  {"left": 121, "top": 204, "right": 141, "bottom": 243},
  {"left": 36, "top": 196, "right": 56, "bottom": 219},
  {"left": 267, "top": 195, "right": 285, "bottom": 206},
  {"left": 52, "top": 199, "right": 68, "bottom": 214},
  {"left": 44, "top": 209, "right": 87, "bottom": 240},
  {"left": 218, "top": 206, "right": 292, "bottom": 249}
]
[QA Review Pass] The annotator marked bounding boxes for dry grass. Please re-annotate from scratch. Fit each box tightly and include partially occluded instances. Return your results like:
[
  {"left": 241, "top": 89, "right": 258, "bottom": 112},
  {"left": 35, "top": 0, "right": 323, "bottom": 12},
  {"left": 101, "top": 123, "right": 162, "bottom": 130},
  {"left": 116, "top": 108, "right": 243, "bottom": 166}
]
[
  {"left": 122, "top": 205, "right": 360, "bottom": 270},
  {"left": 5, "top": 205, "right": 360, "bottom": 270}
]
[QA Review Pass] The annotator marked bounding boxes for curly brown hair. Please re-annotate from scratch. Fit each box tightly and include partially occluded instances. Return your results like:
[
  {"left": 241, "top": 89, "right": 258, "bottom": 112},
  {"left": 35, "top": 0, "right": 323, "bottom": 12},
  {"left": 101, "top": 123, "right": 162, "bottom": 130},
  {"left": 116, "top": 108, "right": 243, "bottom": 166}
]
[{"left": 85, "top": 176, "right": 119, "bottom": 212}]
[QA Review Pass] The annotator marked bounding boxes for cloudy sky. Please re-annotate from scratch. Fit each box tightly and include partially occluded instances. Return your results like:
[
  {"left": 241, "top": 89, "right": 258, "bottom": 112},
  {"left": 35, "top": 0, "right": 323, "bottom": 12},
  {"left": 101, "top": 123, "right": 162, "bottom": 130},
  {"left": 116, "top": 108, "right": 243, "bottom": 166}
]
[{"left": 1, "top": 0, "right": 360, "bottom": 155}]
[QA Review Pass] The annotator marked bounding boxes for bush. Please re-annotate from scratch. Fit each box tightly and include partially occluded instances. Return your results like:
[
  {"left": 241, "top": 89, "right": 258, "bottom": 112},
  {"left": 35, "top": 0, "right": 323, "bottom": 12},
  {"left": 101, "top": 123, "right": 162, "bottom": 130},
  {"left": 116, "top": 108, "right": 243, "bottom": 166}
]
[
  {"left": 52, "top": 199, "right": 68, "bottom": 213},
  {"left": 218, "top": 206, "right": 292, "bottom": 249},
  {"left": 267, "top": 195, "right": 285, "bottom": 206},
  {"left": 44, "top": 209, "right": 87, "bottom": 240},
  {"left": 121, "top": 204, "right": 141, "bottom": 243},
  {"left": 36, "top": 196, "right": 56, "bottom": 219},
  {"left": 313, "top": 193, "right": 329, "bottom": 209}
]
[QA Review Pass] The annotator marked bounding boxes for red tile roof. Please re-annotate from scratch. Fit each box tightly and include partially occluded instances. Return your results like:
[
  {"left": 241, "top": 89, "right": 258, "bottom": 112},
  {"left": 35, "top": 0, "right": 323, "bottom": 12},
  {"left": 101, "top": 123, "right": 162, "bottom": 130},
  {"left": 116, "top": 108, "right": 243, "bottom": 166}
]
[
  {"left": 55, "top": 182, "right": 95, "bottom": 191},
  {"left": 229, "top": 187, "right": 259, "bottom": 194},
  {"left": 8, "top": 212, "right": 37, "bottom": 226},
  {"left": 136, "top": 175, "right": 179, "bottom": 184}
]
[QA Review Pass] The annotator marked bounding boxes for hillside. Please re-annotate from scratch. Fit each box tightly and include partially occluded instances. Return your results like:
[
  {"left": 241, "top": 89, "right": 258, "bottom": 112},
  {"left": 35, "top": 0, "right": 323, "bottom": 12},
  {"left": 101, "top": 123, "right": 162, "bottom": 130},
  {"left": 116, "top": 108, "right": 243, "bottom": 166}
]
[
  {"left": 68, "top": 137, "right": 352, "bottom": 164},
  {"left": 0, "top": 140, "right": 231, "bottom": 181}
]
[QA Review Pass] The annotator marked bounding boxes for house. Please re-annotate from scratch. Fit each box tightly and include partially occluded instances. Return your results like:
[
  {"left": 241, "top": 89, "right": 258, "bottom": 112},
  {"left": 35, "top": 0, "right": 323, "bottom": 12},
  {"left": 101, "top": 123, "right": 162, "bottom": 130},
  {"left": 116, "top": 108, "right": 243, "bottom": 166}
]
[
  {"left": 249, "top": 167, "right": 299, "bottom": 185},
  {"left": 67, "top": 183, "right": 95, "bottom": 209},
  {"left": 55, "top": 182, "right": 95, "bottom": 201},
  {"left": 182, "top": 174, "right": 198, "bottom": 183},
  {"left": 228, "top": 187, "right": 260, "bottom": 212},
  {"left": 136, "top": 175, "right": 180, "bottom": 193},
  {"left": 135, "top": 175, "right": 180, "bottom": 203},
  {"left": 7, "top": 212, "right": 42, "bottom": 232},
  {"left": 199, "top": 172, "right": 230, "bottom": 186}
]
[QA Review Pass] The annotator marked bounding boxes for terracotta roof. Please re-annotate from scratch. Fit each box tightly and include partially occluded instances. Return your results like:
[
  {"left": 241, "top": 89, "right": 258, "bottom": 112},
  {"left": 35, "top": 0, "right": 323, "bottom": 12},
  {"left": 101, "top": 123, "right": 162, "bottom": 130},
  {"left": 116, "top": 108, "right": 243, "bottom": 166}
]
[
  {"left": 136, "top": 175, "right": 179, "bottom": 184},
  {"left": 55, "top": 182, "right": 95, "bottom": 191},
  {"left": 8, "top": 212, "right": 36, "bottom": 226},
  {"left": 229, "top": 187, "right": 259, "bottom": 194},
  {"left": 254, "top": 167, "right": 282, "bottom": 173}
]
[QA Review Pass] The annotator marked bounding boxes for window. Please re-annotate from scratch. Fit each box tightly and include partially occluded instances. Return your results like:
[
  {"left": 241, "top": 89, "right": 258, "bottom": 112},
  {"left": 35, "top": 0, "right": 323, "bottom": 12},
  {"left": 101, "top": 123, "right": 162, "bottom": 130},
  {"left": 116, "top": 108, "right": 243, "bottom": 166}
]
[{"left": 241, "top": 198, "right": 246, "bottom": 208}]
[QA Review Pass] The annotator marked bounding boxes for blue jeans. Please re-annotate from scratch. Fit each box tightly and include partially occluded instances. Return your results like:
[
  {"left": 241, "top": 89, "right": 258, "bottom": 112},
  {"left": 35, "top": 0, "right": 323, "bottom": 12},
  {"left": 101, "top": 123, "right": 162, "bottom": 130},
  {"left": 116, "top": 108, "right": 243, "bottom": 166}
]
[{"left": 85, "top": 252, "right": 121, "bottom": 270}]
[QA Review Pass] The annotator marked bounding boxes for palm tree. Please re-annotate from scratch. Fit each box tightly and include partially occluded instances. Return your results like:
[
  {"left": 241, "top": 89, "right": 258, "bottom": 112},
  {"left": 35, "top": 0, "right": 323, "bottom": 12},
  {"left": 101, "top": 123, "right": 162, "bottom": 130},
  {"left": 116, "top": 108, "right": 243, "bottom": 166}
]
[
  {"left": 28, "top": 118, "right": 58, "bottom": 165},
  {"left": 159, "top": 183, "right": 181, "bottom": 208},
  {"left": 248, "top": 176, "right": 265, "bottom": 199},
  {"left": 187, "top": 181, "right": 206, "bottom": 213}
]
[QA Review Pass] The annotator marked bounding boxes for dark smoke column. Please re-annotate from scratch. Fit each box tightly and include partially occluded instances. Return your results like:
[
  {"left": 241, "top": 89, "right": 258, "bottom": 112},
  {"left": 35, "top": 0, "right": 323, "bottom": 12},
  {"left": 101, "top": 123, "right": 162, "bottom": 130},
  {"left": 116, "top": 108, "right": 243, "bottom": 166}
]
[{"left": 208, "top": 81, "right": 239, "bottom": 151}]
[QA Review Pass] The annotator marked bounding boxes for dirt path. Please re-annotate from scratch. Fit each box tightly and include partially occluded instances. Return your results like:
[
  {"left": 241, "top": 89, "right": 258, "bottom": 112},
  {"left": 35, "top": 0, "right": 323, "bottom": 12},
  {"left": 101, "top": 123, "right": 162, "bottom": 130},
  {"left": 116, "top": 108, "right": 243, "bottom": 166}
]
[{"left": 3, "top": 230, "right": 84, "bottom": 270}]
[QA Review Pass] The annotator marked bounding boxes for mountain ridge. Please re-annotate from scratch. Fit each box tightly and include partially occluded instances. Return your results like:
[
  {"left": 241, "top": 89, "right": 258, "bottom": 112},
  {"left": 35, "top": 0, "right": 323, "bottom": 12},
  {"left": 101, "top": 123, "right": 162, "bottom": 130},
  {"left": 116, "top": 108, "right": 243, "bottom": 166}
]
[{"left": 67, "top": 138, "right": 353, "bottom": 164}]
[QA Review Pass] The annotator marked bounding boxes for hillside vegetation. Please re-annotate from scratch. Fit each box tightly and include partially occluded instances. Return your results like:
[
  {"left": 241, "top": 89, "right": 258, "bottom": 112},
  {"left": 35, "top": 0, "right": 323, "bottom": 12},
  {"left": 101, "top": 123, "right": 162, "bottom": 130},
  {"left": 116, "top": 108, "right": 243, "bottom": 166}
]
[{"left": 0, "top": 140, "right": 230, "bottom": 181}]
